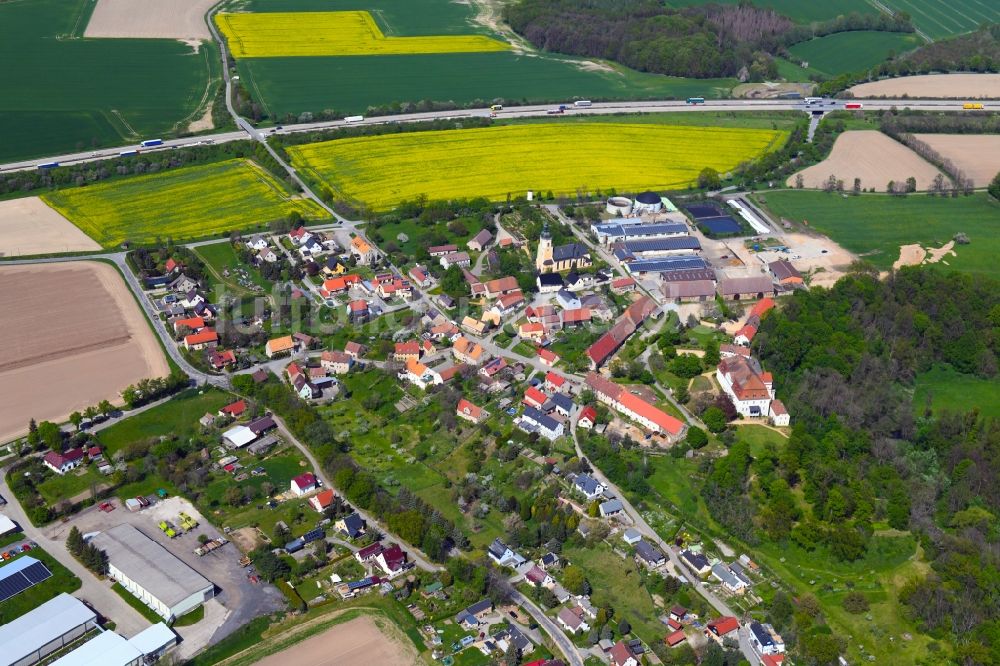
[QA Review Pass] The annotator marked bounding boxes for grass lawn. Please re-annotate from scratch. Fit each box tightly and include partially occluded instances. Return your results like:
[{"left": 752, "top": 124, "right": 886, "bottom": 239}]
[
  {"left": 0, "top": 547, "right": 81, "bottom": 624},
  {"left": 755, "top": 191, "right": 1000, "bottom": 277},
  {"left": 112, "top": 582, "right": 163, "bottom": 623},
  {"left": 733, "top": 424, "right": 787, "bottom": 457},
  {"left": 369, "top": 215, "right": 487, "bottom": 256},
  {"left": 913, "top": 365, "right": 1000, "bottom": 419},
  {"left": 174, "top": 604, "right": 205, "bottom": 626},
  {"left": 670, "top": 0, "right": 877, "bottom": 22},
  {"left": 195, "top": 241, "right": 272, "bottom": 294},
  {"left": 36, "top": 465, "right": 110, "bottom": 505},
  {"left": 96, "top": 388, "right": 234, "bottom": 456},
  {"left": 562, "top": 542, "right": 665, "bottom": 644}
]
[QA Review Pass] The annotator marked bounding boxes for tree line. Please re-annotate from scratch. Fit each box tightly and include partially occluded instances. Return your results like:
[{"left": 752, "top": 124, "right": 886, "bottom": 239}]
[{"left": 504, "top": 0, "right": 912, "bottom": 79}]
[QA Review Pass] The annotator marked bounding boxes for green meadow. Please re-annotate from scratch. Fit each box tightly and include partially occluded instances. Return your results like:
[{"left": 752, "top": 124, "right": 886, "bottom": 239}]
[
  {"left": 756, "top": 191, "right": 1000, "bottom": 277},
  {"left": 787, "top": 31, "right": 922, "bottom": 76},
  {"left": 668, "top": 0, "right": 878, "bottom": 22}
]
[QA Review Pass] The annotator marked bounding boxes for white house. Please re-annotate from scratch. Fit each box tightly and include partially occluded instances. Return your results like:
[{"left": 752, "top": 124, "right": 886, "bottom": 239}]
[
  {"left": 290, "top": 472, "right": 317, "bottom": 496},
  {"left": 43, "top": 448, "right": 84, "bottom": 475},
  {"left": 716, "top": 356, "right": 774, "bottom": 419},
  {"left": 748, "top": 622, "right": 785, "bottom": 656},
  {"left": 573, "top": 473, "right": 606, "bottom": 501}
]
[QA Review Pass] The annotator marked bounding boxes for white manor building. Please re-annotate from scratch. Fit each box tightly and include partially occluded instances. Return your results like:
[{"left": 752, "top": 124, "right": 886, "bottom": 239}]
[{"left": 716, "top": 356, "right": 789, "bottom": 426}]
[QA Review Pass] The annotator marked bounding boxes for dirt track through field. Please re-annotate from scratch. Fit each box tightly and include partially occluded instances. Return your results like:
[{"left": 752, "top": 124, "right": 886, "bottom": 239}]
[
  {"left": 849, "top": 73, "right": 1000, "bottom": 98},
  {"left": 0, "top": 197, "right": 101, "bottom": 256},
  {"left": 251, "top": 615, "right": 420, "bottom": 666},
  {"left": 84, "top": 0, "right": 216, "bottom": 39},
  {"left": 0, "top": 262, "right": 169, "bottom": 443},
  {"left": 788, "top": 130, "right": 943, "bottom": 192},
  {"left": 912, "top": 134, "right": 1000, "bottom": 185}
]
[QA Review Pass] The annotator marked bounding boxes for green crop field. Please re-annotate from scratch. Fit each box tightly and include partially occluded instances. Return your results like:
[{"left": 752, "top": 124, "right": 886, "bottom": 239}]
[
  {"left": 238, "top": 53, "right": 735, "bottom": 120},
  {"left": 668, "top": 0, "right": 877, "bottom": 22},
  {"left": 880, "top": 0, "right": 1000, "bottom": 39},
  {"left": 788, "top": 31, "right": 922, "bottom": 76},
  {"left": 224, "top": 0, "right": 733, "bottom": 118},
  {"left": 0, "top": 0, "right": 219, "bottom": 163},
  {"left": 41, "top": 159, "right": 328, "bottom": 247},
  {"left": 756, "top": 191, "right": 1000, "bottom": 277},
  {"left": 914, "top": 365, "right": 1000, "bottom": 419},
  {"left": 289, "top": 122, "right": 785, "bottom": 209}
]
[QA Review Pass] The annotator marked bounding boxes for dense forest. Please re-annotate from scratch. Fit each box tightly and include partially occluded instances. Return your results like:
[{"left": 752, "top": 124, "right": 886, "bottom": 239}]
[
  {"left": 504, "top": 0, "right": 911, "bottom": 79},
  {"left": 703, "top": 268, "right": 1000, "bottom": 663}
]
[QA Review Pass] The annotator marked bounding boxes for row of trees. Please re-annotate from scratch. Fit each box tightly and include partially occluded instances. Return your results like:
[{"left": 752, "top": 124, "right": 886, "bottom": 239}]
[{"left": 67, "top": 526, "right": 108, "bottom": 575}]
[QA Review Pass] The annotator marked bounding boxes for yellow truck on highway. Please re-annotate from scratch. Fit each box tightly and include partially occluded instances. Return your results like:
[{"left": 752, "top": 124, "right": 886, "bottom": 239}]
[{"left": 963, "top": 102, "right": 984, "bottom": 110}]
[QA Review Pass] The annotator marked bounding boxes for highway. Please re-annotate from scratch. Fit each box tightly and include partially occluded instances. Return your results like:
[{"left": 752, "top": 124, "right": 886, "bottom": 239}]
[{"left": 1, "top": 97, "right": 993, "bottom": 174}]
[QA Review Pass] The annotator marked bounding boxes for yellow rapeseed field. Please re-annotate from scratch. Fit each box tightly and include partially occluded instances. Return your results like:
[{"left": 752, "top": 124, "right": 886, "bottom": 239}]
[
  {"left": 215, "top": 11, "right": 510, "bottom": 58},
  {"left": 288, "top": 123, "right": 786, "bottom": 210},
  {"left": 42, "top": 159, "right": 327, "bottom": 247}
]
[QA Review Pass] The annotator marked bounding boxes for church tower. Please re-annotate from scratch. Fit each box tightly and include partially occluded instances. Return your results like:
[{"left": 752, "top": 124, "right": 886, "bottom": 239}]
[{"left": 535, "top": 222, "right": 554, "bottom": 272}]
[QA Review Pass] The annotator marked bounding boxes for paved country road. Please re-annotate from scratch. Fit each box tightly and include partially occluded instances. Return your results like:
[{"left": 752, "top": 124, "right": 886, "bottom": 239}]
[{"left": 510, "top": 590, "right": 585, "bottom": 666}]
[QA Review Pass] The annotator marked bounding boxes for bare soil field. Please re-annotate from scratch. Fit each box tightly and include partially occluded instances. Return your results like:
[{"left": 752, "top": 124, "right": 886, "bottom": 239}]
[
  {"left": 0, "top": 261, "right": 169, "bottom": 443},
  {"left": 892, "top": 241, "right": 957, "bottom": 271},
  {"left": 252, "top": 615, "right": 420, "bottom": 666},
  {"left": 84, "top": 0, "right": 216, "bottom": 40},
  {"left": 848, "top": 73, "right": 1000, "bottom": 99},
  {"left": 0, "top": 197, "right": 101, "bottom": 256},
  {"left": 912, "top": 134, "right": 1000, "bottom": 185},
  {"left": 788, "top": 130, "right": 943, "bottom": 192}
]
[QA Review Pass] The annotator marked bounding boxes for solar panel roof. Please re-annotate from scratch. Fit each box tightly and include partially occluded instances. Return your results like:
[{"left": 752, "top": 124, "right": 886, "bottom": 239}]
[{"left": 0, "top": 557, "right": 52, "bottom": 602}]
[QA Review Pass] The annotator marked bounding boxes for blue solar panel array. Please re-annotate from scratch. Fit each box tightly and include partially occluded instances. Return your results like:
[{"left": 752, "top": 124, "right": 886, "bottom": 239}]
[
  {"left": 685, "top": 204, "right": 724, "bottom": 219},
  {"left": 623, "top": 237, "right": 702, "bottom": 253},
  {"left": 0, "top": 557, "right": 52, "bottom": 602},
  {"left": 626, "top": 257, "right": 709, "bottom": 273},
  {"left": 698, "top": 217, "right": 742, "bottom": 234}
]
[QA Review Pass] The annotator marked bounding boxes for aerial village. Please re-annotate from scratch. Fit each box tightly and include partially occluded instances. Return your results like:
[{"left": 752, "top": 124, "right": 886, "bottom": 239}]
[{"left": 0, "top": 188, "right": 807, "bottom": 666}]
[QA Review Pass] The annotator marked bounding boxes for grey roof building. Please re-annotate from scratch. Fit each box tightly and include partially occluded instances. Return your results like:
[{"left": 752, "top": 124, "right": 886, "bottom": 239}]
[
  {"left": 92, "top": 524, "right": 214, "bottom": 621},
  {"left": 635, "top": 540, "right": 666, "bottom": 565},
  {"left": 0, "top": 593, "right": 97, "bottom": 666}
]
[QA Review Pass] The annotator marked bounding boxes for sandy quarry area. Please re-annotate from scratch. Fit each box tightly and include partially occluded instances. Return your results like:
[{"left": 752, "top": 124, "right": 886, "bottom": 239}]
[
  {"left": 849, "top": 73, "right": 1000, "bottom": 99},
  {"left": 753, "top": 233, "right": 857, "bottom": 289},
  {"left": 912, "top": 134, "right": 1000, "bottom": 185},
  {"left": 0, "top": 197, "right": 100, "bottom": 257},
  {"left": 253, "top": 615, "right": 421, "bottom": 666},
  {"left": 788, "top": 130, "right": 942, "bottom": 192},
  {"left": 0, "top": 261, "right": 169, "bottom": 444},
  {"left": 84, "top": 0, "right": 216, "bottom": 40},
  {"left": 892, "top": 241, "right": 957, "bottom": 271}
]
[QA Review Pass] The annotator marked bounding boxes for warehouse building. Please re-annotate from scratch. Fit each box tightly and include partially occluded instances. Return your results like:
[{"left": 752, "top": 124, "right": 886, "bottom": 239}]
[
  {"left": 0, "top": 593, "right": 98, "bottom": 666},
  {"left": 92, "top": 524, "right": 214, "bottom": 621},
  {"left": 50, "top": 624, "right": 177, "bottom": 666}
]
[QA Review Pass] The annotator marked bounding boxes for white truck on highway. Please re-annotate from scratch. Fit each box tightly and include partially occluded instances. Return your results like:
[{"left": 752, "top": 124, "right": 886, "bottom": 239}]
[{"left": 344, "top": 115, "right": 364, "bottom": 123}]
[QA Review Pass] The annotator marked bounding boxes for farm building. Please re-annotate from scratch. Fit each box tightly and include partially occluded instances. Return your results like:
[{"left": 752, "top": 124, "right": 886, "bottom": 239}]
[
  {"left": 0, "top": 514, "right": 15, "bottom": 536},
  {"left": 92, "top": 525, "right": 214, "bottom": 621},
  {"left": 717, "top": 276, "right": 777, "bottom": 300},
  {"left": 633, "top": 191, "right": 663, "bottom": 215},
  {"left": 49, "top": 623, "right": 177, "bottom": 666},
  {"left": 0, "top": 593, "right": 97, "bottom": 666},
  {"left": 606, "top": 196, "right": 633, "bottom": 216}
]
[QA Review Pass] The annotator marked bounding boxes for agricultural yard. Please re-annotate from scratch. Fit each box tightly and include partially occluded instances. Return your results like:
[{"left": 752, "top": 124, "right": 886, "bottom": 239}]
[
  {"left": 0, "top": 0, "right": 219, "bottom": 162},
  {"left": 756, "top": 190, "right": 1000, "bottom": 276},
  {"left": 668, "top": 0, "right": 878, "bottom": 22},
  {"left": 0, "top": 197, "right": 100, "bottom": 257},
  {"left": 84, "top": 0, "right": 217, "bottom": 39},
  {"left": 41, "top": 159, "right": 327, "bottom": 247},
  {"left": 289, "top": 122, "right": 786, "bottom": 209},
  {"left": 0, "top": 262, "right": 169, "bottom": 444},
  {"left": 236, "top": 52, "right": 736, "bottom": 120},
  {"left": 880, "top": 0, "right": 1000, "bottom": 39},
  {"left": 848, "top": 73, "right": 1000, "bottom": 98},
  {"left": 788, "top": 130, "right": 942, "bottom": 192},
  {"left": 913, "top": 365, "right": 1000, "bottom": 419},
  {"left": 787, "top": 31, "right": 921, "bottom": 77},
  {"left": 911, "top": 134, "right": 1000, "bottom": 185},
  {"left": 216, "top": 11, "right": 508, "bottom": 57}
]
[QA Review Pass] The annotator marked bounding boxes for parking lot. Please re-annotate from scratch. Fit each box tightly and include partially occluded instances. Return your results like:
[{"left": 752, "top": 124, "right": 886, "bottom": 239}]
[{"left": 45, "top": 495, "right": 283, "bottom": 651}]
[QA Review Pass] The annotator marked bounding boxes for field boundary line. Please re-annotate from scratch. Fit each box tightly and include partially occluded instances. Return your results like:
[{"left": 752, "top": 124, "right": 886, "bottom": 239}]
[{"left": 110, "top": 110, "right": 138, "bottom": 138}]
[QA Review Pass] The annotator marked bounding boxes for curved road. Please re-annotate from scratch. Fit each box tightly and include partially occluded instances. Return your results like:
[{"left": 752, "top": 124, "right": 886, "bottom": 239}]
[{"left": 511, "top": 590, "right": 585, "bottom": 666}]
